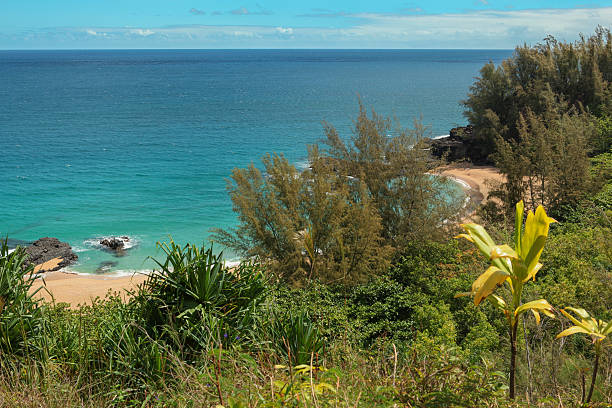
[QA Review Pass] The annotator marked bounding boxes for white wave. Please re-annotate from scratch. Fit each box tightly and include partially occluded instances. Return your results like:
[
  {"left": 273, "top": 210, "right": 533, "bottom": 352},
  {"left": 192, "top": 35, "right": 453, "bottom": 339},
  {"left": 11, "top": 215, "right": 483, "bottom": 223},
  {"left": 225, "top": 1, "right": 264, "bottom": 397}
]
[
  {"left": 7, "top": 248, "right": 15, "bottom": 255},
  {"left": 60, "top": 267, "right": 153, "bottom": 278},
  {"left": 294, "top": 160, "right": 311, "bottom": 171},
  {"left": 225, "top": 259, "right": 242, "bottom": 269},
  {"left": 71, "top": 246, "right": 89, "bottom": 253},
  {"left": 432, "top": 134, "right": 450, "bottom": 140}
]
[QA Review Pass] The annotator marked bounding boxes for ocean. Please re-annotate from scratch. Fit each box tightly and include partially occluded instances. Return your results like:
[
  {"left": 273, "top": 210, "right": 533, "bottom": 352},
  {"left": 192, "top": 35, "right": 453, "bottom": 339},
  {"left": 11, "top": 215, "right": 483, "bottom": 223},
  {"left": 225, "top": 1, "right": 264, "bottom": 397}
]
[{"left": 0, "top": 49, "right": 511, "bottom": 274}]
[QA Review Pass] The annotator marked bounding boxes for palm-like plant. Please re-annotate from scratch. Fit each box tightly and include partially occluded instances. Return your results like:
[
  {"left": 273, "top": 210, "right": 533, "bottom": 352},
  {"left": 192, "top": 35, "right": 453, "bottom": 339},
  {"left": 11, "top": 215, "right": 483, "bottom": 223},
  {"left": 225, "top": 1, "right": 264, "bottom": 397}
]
[
  {"left": 556, "top": 307, "right": 611, "bottom": 404},
  {"left": 456, "top": 201, "right": 556, "bottom": 399}
]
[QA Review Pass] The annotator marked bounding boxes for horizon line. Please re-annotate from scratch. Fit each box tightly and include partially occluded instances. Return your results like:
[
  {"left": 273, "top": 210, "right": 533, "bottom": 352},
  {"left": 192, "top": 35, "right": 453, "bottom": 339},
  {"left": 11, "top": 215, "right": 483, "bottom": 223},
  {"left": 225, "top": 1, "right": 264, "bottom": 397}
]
[{"left": 0, "top": 47, "right": 515, "bottom": 51}]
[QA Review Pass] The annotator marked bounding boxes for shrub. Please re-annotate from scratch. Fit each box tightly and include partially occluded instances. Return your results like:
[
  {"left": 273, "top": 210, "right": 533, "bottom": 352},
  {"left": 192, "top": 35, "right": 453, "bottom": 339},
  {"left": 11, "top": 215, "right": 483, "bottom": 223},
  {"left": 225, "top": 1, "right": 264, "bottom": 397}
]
[
  {"left": 0, "top": 240, "right": 46, "bottom": 354},
  {"left": 135, "top": 241, "right": 267, "bottom": 351}
]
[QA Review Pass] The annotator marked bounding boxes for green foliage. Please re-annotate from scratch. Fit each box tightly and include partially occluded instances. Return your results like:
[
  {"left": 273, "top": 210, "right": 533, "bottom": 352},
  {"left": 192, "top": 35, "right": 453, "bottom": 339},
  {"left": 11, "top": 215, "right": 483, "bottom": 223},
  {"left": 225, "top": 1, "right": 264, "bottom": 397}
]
[
  {"left": 493, "top": 106, "right": 595, "bottom": 216},
  {"left": 0, "top": 240, "right": 46, "bottom": 354},
  {"left": 464, "top": 27, "right": 612, "bottom": 162},
  {"left": 267, "top": 311, "right": 325, "bottom": 366},
  {"left": 398, "top": 336, "right": 507, "bottom": 407},
  {"left": 321, "top": 102, "right": 464, "bottom": 246},
  {"left": 136, "top": 241, "right": 267, "bottom": 351},
  {"left": 214, "top": 102, "right": 465, "bottom": 285},
  {"left": 213, "top": 149, "right": 392, "bottom": 285},
  {"left": 594, "top": 114, "right": 612, "bottom": 154}
]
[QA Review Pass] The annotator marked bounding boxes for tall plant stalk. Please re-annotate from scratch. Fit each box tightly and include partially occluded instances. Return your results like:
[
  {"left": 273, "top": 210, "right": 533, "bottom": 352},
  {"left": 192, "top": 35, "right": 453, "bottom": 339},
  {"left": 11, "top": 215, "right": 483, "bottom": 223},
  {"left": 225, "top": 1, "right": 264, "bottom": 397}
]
[{"left": 456, "top": 201, "right": 556, "bottom": 399}]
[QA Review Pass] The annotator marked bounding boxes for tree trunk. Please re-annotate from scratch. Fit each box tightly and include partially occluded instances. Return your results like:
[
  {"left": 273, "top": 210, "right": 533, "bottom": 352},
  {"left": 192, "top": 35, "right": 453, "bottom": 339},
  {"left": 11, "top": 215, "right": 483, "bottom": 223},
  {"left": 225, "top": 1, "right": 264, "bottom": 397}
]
[
  {"left": 509, "top": 323, "right": 518, "bottom": 399},
  {"left": 586, "top": 349, "right": 600, "bottom": 404}
]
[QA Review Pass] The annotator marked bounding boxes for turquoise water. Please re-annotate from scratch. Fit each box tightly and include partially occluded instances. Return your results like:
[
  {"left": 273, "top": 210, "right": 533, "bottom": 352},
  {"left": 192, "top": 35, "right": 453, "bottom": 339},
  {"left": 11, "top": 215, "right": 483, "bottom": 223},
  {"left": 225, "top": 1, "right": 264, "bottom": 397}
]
[{"left": 0, "top": 49, "right": 511, "bottom": 274}]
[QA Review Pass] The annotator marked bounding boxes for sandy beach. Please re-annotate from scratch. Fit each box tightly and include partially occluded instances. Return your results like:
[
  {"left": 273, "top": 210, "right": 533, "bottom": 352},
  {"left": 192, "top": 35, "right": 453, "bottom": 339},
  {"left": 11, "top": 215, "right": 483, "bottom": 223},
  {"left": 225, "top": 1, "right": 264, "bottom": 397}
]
[
  {"left": 30, "top": 271, "right": 148, "bottom": 307},
  {"left": 29, "top": 164, "right": 504, "bottom": 306},
  {"left": 435, "top": 163, "right": 504, "bottom": 201}
]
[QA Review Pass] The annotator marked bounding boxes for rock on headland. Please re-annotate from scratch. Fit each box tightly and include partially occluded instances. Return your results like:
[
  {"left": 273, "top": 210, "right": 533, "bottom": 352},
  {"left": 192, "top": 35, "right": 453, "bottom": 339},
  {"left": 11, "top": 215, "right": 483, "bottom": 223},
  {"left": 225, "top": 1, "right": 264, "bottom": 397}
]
[
  {"left": 24, "top": 237, "right": 78, "bottom": 272},
  {"left": 428, "top": 125, "right": 492, "bottom": 165}
]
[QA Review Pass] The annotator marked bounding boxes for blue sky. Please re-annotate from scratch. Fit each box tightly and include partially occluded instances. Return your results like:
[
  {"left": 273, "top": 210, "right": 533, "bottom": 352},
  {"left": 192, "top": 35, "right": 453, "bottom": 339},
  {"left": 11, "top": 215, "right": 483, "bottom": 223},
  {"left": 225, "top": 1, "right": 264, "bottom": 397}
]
[{"left": 1, "top": 0, "right": 611, "bottom": 49}]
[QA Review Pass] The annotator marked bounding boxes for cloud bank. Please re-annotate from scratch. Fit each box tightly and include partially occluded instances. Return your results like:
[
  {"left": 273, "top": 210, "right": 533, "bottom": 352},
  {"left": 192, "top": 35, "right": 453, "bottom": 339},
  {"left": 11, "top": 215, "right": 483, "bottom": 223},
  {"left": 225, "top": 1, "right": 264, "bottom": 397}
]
[{"left": 2, "top": 7, "right": 611, "bottom": 49}]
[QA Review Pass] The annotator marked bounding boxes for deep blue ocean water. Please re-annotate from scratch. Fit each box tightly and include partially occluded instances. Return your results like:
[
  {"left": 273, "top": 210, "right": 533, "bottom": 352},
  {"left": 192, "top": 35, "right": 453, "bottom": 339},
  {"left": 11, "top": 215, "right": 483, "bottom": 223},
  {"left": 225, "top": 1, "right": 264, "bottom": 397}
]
[{"left": 0, "top": 49, "right": 511, "bottom": 274}]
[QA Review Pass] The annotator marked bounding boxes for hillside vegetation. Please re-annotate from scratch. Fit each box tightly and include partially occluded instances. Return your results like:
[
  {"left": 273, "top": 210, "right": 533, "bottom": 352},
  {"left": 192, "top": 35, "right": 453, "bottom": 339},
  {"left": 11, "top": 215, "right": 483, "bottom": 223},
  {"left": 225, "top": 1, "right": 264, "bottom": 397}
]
[{"left": 0, "top": 29, "right": 611, "bottom": 407}]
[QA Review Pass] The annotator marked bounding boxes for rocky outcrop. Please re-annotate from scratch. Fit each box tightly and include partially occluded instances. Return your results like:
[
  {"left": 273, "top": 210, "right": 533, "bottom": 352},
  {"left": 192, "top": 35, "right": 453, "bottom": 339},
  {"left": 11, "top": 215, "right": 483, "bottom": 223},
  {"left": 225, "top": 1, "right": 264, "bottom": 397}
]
[
  {"left": 99, "top": 236, "right": 130, "bottom": 256},
  {"left": 100, "top": 237, "right": 125, "bottom": 250},
  {"left": 428, "top": 125, "right": 492, "bottom": 165},
  {"left": 24, "top": 237, "right": 78, "bottom": 272}
]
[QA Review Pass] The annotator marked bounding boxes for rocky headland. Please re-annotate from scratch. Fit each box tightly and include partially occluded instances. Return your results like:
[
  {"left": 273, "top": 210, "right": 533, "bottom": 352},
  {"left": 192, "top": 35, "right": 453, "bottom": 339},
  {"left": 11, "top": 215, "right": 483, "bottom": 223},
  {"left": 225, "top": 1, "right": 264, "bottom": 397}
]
[
  {"left": 24, "top": 237, "right": 78, "bottom": 272},
  {"left": 426, "top": 125, "right": 493, "bottom": 165}
]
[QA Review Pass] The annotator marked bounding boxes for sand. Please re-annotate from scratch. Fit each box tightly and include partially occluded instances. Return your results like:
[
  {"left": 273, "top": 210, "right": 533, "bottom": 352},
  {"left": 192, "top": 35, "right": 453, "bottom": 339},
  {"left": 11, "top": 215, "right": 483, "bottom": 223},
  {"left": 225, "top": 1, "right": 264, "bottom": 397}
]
[
  {"left": 28, "top": 163, "right": 504, "bottom": 306},
  {"left": 30, "top": 271, "right": 148, "bottom": 307},
  {"left": 435, "top": 163, "right": 504, "bottom": 202}
]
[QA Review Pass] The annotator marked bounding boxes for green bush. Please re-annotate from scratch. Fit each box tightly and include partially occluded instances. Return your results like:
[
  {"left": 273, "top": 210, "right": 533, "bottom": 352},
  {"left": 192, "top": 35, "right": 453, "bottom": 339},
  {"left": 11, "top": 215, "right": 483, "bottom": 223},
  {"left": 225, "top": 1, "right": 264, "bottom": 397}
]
[
  {"left": 135, "top": 241, "right": 268, "bottom": 351},
  {"left": 0, "top": 240, "right": 46, "bottom": 354},
  {"left": 267, "top": 311, "right": 325, "bottom": 366}
]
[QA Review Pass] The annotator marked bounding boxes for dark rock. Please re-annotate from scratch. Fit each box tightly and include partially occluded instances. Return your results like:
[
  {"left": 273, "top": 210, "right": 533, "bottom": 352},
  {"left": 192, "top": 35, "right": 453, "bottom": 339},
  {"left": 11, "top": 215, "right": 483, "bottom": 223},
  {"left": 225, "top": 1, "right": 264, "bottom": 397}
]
[
  {"left": 100, "top": 238, "right": 125, "bottom": 250},
  {"left": 24, "top": 237, "right": 78, "bottom": 271},
  {"left": 428, "top": 125, "right": 493, "bottom": 165}
]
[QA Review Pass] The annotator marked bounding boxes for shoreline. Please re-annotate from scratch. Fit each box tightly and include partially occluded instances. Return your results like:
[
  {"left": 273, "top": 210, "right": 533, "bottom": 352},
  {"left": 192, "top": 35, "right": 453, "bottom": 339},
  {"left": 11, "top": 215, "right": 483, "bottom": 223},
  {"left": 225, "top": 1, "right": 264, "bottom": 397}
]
[
  {"left": 435, "top": 163, "right": 504, "bottom": 216},
  {"left": 29, "top": 163, "right": 504, "bottom": 306}
]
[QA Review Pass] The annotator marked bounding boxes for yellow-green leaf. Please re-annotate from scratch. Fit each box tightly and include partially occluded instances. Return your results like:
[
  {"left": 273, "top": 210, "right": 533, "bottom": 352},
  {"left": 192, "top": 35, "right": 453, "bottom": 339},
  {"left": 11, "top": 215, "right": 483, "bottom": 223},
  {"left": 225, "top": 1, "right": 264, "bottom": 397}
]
[
  {"left": 524, "top": 262, "right": 543, "bottom": 282},
  {"left": 457, "top": 223, "right": 496, "bottom": 259},
  {"left": 531, "top": 309, "right": 541, "bottom": 325},
  {"left": 521, "top": 206, "right": 556, "bottom": 260},
  {"left": 514, "top": 200, "right": 524, "bottom": 256},
  {"left": 488, "top": 294, "right": 507, "bottom": 310},
  {"left": 565, "top": 307, "right": 589, "bottom": 319},
  {"left": 603, "top": 320, "right": 612, "bottom": 336},
  {"left": 560, "top": 309, "right": 592, "bottom": 331},
  {"left": 556, "top": 326, "right": 591, "bottom": 339},
  {"left": 515, "top": 299, "right": 554, "bottom": 318},
  {"left": 473, "top": 266, "right": 509, "bottom": 306},
  {"left": 490, "top": 244, "right": 519, "bottom": 260}
]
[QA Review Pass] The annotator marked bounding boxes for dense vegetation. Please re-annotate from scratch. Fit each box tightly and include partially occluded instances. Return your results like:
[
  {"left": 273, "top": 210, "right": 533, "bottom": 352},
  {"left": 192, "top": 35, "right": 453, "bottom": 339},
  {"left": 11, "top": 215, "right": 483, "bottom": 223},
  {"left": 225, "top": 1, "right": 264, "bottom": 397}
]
[
  {"left": 465, "top": 27, "right": 611, "bottom": 216},
  {"left": 0, "top": 29, "right": 611, "bottom": 407},
  {"left": 213, "top": 102, "right": 462, "bottom": 284}
]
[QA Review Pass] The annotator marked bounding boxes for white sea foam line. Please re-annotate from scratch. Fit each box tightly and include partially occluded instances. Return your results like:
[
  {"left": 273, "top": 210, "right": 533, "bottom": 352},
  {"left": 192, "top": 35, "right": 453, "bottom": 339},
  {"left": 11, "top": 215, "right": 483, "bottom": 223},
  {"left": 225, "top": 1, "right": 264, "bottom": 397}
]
[
  {"left": 59, "top": 267, "right": 153, "bottom": 278},
  {"left": 432, "top": 134, "right": 450, "bottom": 140},
  {"left": 448, "top": 176, "right": 471, "bottom": 190},
  {"left": 7, "top": 248, "right": 15, "bottom": 255}
]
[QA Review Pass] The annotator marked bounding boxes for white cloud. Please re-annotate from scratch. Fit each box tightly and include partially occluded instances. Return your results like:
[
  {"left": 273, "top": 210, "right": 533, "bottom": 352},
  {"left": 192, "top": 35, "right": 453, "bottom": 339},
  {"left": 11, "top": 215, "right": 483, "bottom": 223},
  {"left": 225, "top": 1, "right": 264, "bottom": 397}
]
[
  {"left": 275, "top": 26, "right": 293, "bottom": 35},
  {"left": 12, "top": 7, "right": 612, "bottom": 49},
  {"left": 130, "top": 29, "right": 154, "bottom": 37}
]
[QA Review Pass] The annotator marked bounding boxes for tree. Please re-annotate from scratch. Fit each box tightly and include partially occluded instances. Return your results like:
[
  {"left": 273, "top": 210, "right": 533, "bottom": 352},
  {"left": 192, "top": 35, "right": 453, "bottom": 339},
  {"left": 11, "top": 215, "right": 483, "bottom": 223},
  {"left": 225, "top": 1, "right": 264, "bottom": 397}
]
[
  {"left": 214, "top": 103, "right": 464, "bottom": 284},
  {"left": 213, "top": 149, "right": 392, "bottom": 285},
  {"left": 456, "top": 201, "right": 556, "bottom": 399},
  {"left": 493, "top": 103, "right": 595, "bottom": 216},
  {"left": 463, "top": 27, "right": 612, "bottom": 162},
  {"left": 321, "top": 102, "right": 463, "bottom": 247}
]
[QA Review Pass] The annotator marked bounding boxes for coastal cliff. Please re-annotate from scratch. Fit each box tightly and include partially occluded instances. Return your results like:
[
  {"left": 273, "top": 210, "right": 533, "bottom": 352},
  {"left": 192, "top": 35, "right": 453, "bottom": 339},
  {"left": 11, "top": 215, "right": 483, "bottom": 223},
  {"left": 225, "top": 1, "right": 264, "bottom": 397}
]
[{"left": 427, "top": 125, "right": 493, "bottom": 165}]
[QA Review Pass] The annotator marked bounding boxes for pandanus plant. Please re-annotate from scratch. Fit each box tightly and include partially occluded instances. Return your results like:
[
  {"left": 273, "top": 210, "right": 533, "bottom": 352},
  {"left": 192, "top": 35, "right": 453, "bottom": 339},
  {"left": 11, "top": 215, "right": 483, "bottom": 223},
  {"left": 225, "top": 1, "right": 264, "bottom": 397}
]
[
  {"left": 556, "top": 307, "right": 611, "bottom": 404},
  {"left": 456, "top": 201, "right": 556, "bottom": 399}
]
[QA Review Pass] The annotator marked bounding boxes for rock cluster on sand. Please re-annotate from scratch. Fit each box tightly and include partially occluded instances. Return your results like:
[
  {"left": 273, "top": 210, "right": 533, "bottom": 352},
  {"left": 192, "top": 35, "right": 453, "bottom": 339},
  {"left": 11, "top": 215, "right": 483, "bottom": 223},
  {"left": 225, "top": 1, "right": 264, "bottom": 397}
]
[
  {"left": 427, "top": 125, "right": 492, "bottom": 165},
  {"left": 24, "top": 237, "right": 78, "bottom": 272}
]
